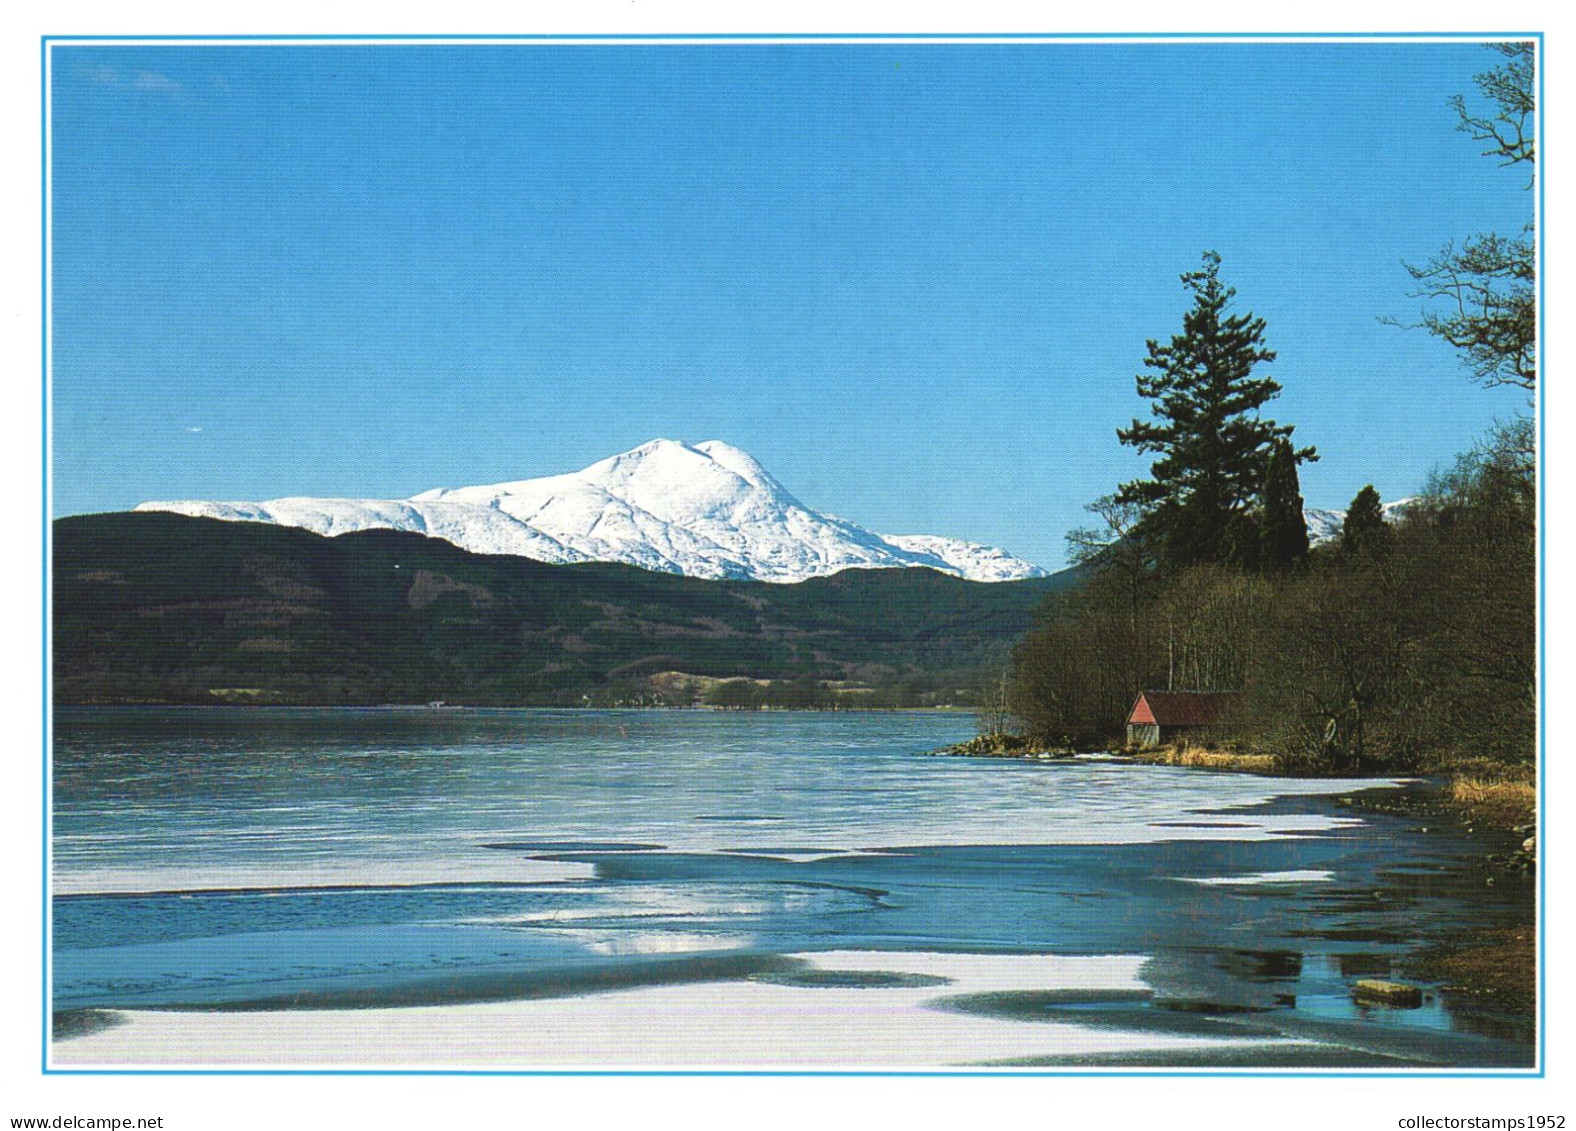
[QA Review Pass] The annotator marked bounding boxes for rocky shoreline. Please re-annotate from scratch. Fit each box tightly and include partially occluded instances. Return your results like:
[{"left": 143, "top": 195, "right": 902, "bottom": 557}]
[
  {"left": 1339, "top": 782, "right": 1536, "bottom": 872},
  {"left": 932, "top": 733, "right": 1077, "bottom": 759}
]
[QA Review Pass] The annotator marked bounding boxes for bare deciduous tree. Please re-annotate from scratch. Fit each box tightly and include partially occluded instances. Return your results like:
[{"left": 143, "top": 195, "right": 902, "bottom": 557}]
[{"left": 1388, "top": 43, "right": 1536, "bottom": 395}]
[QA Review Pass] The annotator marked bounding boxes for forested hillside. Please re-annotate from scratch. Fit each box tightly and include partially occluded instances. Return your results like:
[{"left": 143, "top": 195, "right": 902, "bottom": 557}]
[{"left": 53, "top": 512, "right": 1074, "bottom": 707}]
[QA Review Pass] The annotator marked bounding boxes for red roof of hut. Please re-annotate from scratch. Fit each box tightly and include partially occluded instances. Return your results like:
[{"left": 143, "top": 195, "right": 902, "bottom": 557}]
[{"left": 1127, "top": 691, "right": 1238, "bottom": 728}]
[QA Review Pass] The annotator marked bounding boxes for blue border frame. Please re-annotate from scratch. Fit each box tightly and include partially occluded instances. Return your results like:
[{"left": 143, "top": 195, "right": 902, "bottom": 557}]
[
  {"left": 34, "top": 31, "right": 1542, "bottom": 39},
  {"left": 1536, "top": 27, "right": 1547, "bottom": 1076},
  {"left": 39, "top": 30, "right": 1547, "bottom": 1080},
  {"left": 39, "top": 30, "right": 50, "bottom": 1082}
]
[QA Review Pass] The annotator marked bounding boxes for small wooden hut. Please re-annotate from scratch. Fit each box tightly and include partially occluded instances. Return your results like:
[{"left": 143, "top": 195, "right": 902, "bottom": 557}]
[{"left": 1125, "top": 690, "right": 1238, "bottom": 748}]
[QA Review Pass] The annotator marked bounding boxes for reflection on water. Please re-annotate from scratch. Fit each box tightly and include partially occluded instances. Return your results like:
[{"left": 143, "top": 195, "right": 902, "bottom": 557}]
[
  {"left": 1292, "top": 954, "right": 1535, "bottom": 1046},
  {"left": 926, "top": 948, "right": 1533, "bottom": 1065},
  {"left": 51, "top": 708, "right": 1534, "bottom": 1065},
  {"left": 53, "top": 707, "right": 1400, "bottom": 894}
]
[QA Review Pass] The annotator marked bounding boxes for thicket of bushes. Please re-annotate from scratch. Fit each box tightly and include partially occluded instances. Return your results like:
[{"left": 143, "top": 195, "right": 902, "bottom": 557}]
[{"left": 1009, "top": 422, "right": 1534, "bottom": 773}]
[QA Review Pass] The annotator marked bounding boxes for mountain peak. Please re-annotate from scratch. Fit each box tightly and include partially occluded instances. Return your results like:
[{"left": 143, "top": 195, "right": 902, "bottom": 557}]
[
  {"left": 615, "top": 437, "right": 698, "bottom": 459},
  {"left": 137, "top": 441, "right": 1049, "bottom": 583}
]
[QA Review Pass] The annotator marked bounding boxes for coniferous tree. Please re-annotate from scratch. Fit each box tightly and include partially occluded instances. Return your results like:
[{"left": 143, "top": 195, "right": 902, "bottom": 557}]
[
  {"left": 1117, "top": 251, "right": 1316, "bottom": 568},
  {"left": 1259, "top": 436, "right": 1310, "bottom": 569},
  {"left": 1341, "top": 484, "right": 1390, "bottom": 558}
]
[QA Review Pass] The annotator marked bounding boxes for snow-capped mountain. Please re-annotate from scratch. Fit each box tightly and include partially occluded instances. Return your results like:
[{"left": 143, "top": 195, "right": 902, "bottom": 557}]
[
  {"left": 1303, "top": 498, "right": 1416, "bottom": 547},
  {"left": 136, "top": 439, "right": 1050, "bottom": 584}
]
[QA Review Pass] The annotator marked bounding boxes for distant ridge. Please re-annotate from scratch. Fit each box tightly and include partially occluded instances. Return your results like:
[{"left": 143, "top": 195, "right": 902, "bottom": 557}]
[
  {"left": 138, "top": 439, "right": 1049, "bottom": 584},
  {"left": 53, "top": 511, "right": 1075, "bottom": 706}
]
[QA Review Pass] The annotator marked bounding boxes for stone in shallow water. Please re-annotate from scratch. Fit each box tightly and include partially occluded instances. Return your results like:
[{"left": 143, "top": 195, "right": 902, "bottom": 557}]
[{"left": 1352, "top": 978, "right": 1424, "bottom": 1008}]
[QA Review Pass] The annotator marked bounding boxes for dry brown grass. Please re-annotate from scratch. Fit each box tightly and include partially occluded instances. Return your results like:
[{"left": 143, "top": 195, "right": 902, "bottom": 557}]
[
  {"left": 1133, "top": 743, "right": 1278, "bottom": 774},
  {"left": 1445, "top": 757, "right": 1536, "bottom": 784},
  {"left": 1450, "top": 776, "right": 1536, "bottom": 827},
  {"left": 1442, "top": 757, "right": 1536, "bottom": 827}
]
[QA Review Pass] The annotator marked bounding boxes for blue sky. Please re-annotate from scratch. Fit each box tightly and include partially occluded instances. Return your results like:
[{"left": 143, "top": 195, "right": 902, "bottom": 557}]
[{"left": 49, "top": 40, "right": 1533, "bottom": 568}]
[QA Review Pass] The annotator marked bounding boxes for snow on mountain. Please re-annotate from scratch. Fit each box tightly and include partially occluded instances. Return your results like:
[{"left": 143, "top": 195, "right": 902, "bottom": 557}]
[
  {"left": 137, "top": 439, "right": 1050, "bottom": 584},
  {"left": 1303, "top": 498, "right": 1416, "bottom": 547},
  {"left": 880, "top": 534, "right": 1059, "bottom": 584}
]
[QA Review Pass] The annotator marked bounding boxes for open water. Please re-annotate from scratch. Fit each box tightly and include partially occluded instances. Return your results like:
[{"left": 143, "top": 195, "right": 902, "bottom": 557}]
[{"left": 51, "top": 707, "right": 1535, "bottom": 1067}]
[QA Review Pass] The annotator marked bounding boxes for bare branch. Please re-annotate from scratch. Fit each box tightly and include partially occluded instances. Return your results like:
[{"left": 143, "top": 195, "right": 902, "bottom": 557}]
[{"left": 1453, "top": 42, "right": 1535, "bottom": 179}]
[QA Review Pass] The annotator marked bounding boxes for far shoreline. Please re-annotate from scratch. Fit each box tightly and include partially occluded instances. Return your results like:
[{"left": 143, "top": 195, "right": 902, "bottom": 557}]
[{"left": 51, "top": 701, "right": 980, "bottom": 714}]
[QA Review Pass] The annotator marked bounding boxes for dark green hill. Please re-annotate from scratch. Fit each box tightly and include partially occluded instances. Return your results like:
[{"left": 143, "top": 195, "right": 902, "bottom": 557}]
[{"left": 52, "top": 513, "right": 1076, "bottom": 706}]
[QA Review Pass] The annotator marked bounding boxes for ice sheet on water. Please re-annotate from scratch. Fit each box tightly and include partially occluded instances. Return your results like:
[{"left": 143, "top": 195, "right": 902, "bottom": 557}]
[
  {"left": 53, "top": 856, "right": 596, "bottom": 897},
  {"left": 455, "top": 880, "right": 878, "bottom": 927},
  {"left": 53, "top": 711, "right": 1409, "bottom": 897}
]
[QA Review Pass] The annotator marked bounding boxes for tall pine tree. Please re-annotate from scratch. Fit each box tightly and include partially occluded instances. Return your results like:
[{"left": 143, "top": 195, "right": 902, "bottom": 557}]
[
  {"left": 1117, "top": 251, "right": 1316, "bottom": 568},
  {"left": 1259, "top": 436, "right": 1310, "bottom": 569}
]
